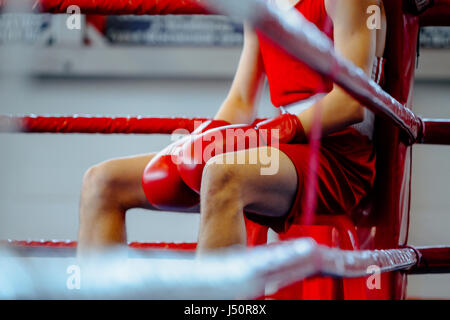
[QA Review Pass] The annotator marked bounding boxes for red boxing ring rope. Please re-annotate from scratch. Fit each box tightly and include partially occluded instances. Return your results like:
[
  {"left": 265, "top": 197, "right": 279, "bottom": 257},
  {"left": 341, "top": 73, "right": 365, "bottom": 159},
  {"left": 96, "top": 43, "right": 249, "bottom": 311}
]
[
  {"left": 1, "top": 115, "right": 448, "bottom": 145},
  {"left": 0, "top": 115, "right": 209, "bottom": 134},
  {"left": 0, "top": 115, "right": 269, "bottom": 134},
  {"left": 2, "top": 240, "right": 197, "bottom": 250},
  {"left": 1, "top": 240, "right": 197, "bottom": 257},
  {"left": 0, "top": 0, "right": 209, "bottom": 15},
  {"left": 420, "top": 0, "right": 450, "bottom": 26}
]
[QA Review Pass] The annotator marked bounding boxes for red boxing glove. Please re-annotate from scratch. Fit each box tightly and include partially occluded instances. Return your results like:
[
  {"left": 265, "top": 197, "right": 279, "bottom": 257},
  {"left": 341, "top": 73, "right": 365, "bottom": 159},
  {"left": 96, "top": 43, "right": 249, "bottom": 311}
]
[
  {"left": 142, "top": 119, "right": 230, "bottom": 210},
  {"left": 255, "top": 113, "right": 307, "bottom": 145},
  {"left": 191, "top": 119, "right": 231, "bottom": 135},
  {"left": 142, "top": 151, "right": 199, "bottom": 211},
  {"left": 177, "top": 123, "right": 255, "bottom": 193},
  {"left": 176, "top": 116, "right": 306, "bottom": 193}
]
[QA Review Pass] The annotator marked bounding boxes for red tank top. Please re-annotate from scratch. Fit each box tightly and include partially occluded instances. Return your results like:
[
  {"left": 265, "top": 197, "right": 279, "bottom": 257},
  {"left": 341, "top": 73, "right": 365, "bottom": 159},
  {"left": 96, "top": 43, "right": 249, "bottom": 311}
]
[{"left": 257, "top": 0, "right": 334, "bottom": 107}]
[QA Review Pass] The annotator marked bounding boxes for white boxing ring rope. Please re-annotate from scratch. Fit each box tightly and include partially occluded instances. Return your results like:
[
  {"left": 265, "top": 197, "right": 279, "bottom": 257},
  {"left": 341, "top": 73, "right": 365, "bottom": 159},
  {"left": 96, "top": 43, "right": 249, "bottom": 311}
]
[{"left": 0, "top": 239, "right": 417, "bottom": 299}]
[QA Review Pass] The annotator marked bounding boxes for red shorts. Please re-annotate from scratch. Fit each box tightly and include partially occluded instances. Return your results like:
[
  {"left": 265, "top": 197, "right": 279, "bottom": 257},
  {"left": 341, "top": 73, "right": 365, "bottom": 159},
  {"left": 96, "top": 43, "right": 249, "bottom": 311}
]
[{"left": 244, "top": 127, "right": 376, "bottom": 234}]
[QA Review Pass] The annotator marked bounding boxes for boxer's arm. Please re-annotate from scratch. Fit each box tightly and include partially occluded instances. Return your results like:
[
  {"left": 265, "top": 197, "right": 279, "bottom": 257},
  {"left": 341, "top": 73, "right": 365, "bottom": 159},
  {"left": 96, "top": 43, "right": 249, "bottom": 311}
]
[
  {"left": 298, "top": 0, "right": 379, "bottom": 136},
  {"left": 214, "top": 24, "right": 266, "bottom": 125}
]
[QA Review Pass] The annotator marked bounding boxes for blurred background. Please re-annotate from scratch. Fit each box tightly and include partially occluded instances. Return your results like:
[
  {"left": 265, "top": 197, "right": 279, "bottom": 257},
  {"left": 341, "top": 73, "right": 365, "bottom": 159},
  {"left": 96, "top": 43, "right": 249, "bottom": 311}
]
[{"left": 0, "top": 13, "right": 449, "bottom": 299}]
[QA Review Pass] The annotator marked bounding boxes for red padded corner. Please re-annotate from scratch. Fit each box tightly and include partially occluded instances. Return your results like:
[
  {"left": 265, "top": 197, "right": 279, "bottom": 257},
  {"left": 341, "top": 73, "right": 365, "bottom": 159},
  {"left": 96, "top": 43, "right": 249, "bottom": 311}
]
[
  {"left": 269, "top": 225, "right": 339, "bottom": 300},
  {"left": 249, "top": 1, "right": 419, "bottom": 300},
  {"left": 264, "top": 215, "right": 369, "bottom": 300},
  {"left": 365, "top": 0, "right": 419, "bottom": 300},
  {"left": 245, "top": 217, "right": 269, "bottom": 247},
  {"left": 313, "top": 215, "right": 368, "bottom": 300}
]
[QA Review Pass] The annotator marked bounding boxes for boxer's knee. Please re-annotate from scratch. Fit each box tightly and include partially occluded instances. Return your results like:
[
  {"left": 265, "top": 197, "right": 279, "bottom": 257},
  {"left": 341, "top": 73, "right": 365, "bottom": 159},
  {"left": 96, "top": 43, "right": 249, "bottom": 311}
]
[
  {"left": 81, "top": 160, "right": 130, "bottom": 209},
  {"left": 201, "top": 157, "right": 244, "bottom": 212}
]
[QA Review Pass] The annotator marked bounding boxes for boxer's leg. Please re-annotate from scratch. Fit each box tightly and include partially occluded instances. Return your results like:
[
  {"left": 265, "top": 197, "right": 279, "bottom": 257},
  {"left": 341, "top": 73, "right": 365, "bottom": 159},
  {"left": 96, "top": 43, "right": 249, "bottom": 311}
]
[
  {"left": 78, "top": 153, "right": 157, "bottom": 252},
  {"left": 197, "top": 147, "right": 298, "bottom": 254}
]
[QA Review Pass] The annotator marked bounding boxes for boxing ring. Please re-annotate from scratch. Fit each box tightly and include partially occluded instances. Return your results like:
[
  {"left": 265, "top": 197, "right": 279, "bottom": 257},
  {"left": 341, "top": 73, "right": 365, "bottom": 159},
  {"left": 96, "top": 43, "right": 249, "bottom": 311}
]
[{"left": 1, "top": 0, "right": 450, "bottom": 299}]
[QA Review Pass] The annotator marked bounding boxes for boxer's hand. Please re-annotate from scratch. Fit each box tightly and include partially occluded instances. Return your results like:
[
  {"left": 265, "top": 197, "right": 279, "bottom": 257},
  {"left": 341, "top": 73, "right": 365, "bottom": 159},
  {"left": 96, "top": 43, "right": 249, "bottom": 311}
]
[
  {"left": 255, "top": 113, "right": 307, "bottom": 145},
  {"left": 142, "top": 119, "right": 230, "bottom": 210},
  {"left": 177, "top": 123, "right": 254, "bottom": 193},
  {"left": 142, "top": 141, "right": 199, "bottom": 211},
  {"left": 176, "top": 115, "right": 306, "bottom": 193}
]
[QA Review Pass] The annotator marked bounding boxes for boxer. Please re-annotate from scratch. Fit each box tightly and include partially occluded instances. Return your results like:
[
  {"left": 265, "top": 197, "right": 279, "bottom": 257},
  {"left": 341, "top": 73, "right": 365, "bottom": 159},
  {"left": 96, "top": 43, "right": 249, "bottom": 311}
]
[{"left": 78, "top": 0, "right": 386, "bottom": 255}]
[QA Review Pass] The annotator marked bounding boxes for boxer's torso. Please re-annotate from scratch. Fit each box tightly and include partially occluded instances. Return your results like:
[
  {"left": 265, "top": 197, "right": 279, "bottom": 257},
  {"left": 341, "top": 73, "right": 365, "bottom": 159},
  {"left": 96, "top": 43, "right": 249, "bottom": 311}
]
[
  {"left": 258, "top": 0, "right": 385, "bottom": 140},
  {"left": 257, "top": 0, "right": 334, "bottom": 107}
]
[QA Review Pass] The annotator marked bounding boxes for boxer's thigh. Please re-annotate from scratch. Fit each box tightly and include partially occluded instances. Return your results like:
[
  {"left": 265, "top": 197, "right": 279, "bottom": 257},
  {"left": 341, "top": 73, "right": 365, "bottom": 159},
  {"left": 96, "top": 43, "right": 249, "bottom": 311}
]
[{"left": 207, "top": 146, "right": 298, "bottom": 218}]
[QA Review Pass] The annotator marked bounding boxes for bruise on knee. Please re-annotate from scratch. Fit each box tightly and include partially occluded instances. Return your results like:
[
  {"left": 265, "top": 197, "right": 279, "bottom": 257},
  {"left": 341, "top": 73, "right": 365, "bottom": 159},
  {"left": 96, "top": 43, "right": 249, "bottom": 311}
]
[
  {"left": 201, "top": 161, "right": 243, "bottom": 211},
  {"left": 81, "top": 161, "right": 131, "bottom": 210}
]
